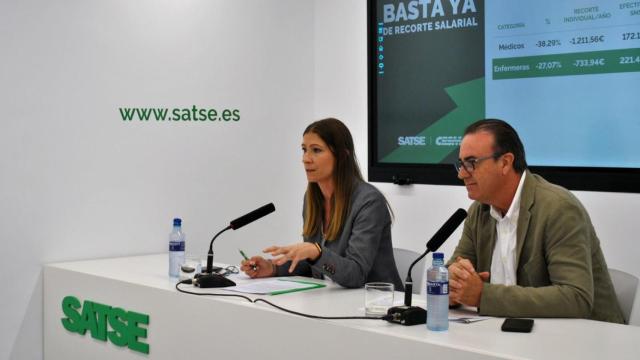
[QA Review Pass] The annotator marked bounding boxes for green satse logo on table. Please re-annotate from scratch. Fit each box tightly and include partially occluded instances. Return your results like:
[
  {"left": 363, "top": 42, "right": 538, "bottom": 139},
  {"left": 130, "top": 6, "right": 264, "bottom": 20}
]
[{"left": 60, "top": 295, "right": 150, "bottom": 354}]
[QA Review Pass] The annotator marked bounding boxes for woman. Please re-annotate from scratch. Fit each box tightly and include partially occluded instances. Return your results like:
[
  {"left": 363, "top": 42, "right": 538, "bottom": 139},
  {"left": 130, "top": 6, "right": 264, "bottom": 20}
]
[{"left": 240, "top": 118, "right": 403, "bottom": 290}]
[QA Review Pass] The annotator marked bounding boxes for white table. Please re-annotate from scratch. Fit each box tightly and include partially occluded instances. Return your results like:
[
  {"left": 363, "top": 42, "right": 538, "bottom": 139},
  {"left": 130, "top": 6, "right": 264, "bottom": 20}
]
[{"left": 44, "top": 254, "right": 639, "bottom": 360}]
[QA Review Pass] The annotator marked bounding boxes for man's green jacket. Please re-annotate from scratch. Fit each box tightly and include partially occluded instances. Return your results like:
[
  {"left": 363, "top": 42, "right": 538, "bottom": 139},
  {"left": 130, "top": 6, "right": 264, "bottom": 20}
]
[{"left": 450, "top": 171, "right": 624, "bottom": 323}]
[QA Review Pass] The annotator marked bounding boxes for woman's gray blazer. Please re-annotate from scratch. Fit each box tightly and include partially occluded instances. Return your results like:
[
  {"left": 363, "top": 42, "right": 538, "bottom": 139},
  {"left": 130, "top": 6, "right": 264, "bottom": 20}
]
[{"left": 275, "top": 181, "right": 403, "bottom": 291}]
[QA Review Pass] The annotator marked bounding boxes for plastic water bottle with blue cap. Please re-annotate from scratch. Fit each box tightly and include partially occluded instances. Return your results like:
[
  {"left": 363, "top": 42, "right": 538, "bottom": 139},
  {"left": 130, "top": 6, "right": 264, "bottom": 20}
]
[
  {"left": 168, "top": 218, "right": 186, "bottom": 277},
  {"left": 427, "top": 252, "right": 449, "bottom": 331}
]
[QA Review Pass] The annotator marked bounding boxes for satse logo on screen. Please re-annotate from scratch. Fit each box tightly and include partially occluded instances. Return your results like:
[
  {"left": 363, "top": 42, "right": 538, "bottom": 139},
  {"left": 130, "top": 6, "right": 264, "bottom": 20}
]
[{"left": 398, "top": 136, "right": 427, "bottom": 146}]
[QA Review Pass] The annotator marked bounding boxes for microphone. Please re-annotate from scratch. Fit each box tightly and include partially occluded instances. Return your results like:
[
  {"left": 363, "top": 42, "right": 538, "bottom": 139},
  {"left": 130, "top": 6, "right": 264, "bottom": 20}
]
[
  {"left": 230, "top": 203, "right": 276, "bottom": 230},
  {"left": 387, "top": 208, "right": 467, "bottom": 325},
  {"left": 404, "top": 207, "right": 468, "bottom": 304},
  {"left": 200, "top": 203, "right": 276, "bottom": 288}
]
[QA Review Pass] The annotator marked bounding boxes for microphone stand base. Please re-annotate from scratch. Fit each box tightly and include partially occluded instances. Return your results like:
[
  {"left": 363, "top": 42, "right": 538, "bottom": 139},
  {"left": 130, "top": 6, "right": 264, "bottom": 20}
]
[
  {"left": 386, "top": 306, "right": 427, "bottom": 326},
  {"left": 193, "top": 273, "right": 236, "bottom": 288}
]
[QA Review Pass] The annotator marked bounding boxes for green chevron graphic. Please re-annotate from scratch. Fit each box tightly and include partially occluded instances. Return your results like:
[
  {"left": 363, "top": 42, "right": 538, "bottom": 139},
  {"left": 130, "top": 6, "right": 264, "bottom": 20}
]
[{"left": 381, "top": 77, "right": 485, "bottom": 163}]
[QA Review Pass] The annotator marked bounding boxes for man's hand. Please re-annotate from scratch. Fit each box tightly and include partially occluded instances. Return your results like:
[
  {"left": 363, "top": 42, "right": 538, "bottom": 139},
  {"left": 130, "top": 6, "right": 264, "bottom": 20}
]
[{"left": 448, "top": 257, "right": 489, "bottom": 307}]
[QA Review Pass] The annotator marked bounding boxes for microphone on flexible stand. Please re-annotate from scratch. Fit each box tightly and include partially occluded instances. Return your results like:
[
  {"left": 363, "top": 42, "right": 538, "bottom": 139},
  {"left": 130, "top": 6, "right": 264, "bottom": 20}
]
[
  {"left": 386, "top": 208, "right": 467, "bottom": 325},
  {"left": 194, "top": 203, "right": 276, "bottom": 288}
]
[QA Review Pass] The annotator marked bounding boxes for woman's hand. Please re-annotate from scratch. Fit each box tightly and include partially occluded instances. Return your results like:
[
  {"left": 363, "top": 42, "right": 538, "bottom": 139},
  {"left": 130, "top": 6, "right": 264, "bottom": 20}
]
[
  {"left": 240, "top": 256, "right": 274, "bottom": 278},
  {"left": 263, "top": 243, "right": 321, "bottom": 273}
]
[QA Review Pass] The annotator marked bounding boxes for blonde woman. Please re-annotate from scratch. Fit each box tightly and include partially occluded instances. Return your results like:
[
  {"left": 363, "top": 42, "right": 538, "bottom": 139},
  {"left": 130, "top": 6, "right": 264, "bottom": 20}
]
[{"left": 241, "top": 118, "right": 403, "bottom": 290}]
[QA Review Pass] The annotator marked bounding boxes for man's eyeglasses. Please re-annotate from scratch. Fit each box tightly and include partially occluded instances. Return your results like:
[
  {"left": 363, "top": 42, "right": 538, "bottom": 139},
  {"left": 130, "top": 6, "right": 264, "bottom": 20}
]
[{"left": 454, "top": 153, "right": 503, "bottom": 173}]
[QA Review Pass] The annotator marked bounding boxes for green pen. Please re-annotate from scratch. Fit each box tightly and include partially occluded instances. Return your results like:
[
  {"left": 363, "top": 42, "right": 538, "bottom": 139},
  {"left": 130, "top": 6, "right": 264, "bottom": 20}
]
[{"left": 239, "top": 249, "right": 258, "bottom": 271}]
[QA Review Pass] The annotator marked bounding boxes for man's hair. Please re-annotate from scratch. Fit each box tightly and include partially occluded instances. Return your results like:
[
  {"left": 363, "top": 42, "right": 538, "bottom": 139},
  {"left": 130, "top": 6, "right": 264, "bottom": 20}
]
[{"left": 464, "top": 119, "right": 528, "bottom": 173}]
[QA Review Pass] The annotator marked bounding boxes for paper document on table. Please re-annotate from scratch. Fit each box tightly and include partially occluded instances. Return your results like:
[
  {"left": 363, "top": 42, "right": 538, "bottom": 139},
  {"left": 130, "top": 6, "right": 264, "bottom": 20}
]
[
  {"left": 449, "top": 307, "right": 491, "bottom": 323},
  {"left": 225, "top": 278, "right": 325, "bottom": 295},
  {"left": 449, "top": 315, "right": 491, "bottom": 324}
]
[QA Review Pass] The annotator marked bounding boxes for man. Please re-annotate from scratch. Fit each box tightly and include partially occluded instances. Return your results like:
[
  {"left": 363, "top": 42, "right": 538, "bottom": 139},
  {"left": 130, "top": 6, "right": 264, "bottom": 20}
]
[{"left": 448, "top": 119, "right": 624, "bottom": 323}]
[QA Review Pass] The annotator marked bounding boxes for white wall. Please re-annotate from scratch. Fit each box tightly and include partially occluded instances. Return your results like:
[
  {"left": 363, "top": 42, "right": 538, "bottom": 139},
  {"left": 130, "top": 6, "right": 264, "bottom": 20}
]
[
  {"left": 312, "top": 0, "right": 640, "bottom": 280},
  {"left": 0, "top": 1, "right": 314, "bottom": 359}
]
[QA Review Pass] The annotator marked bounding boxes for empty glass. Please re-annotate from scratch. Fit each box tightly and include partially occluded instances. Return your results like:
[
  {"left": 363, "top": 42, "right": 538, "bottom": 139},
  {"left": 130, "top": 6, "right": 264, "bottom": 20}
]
[
  {"left": 365, "top": 282, "right": 395, "bottom": 316},
  {"left": 179, "top": 255, "right": 203, "bottom": 280}
]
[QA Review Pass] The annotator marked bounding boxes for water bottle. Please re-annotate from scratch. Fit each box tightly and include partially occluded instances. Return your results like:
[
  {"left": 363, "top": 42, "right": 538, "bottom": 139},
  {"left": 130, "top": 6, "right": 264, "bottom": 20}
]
[
  {"left": 427, "top": 252, "right": 449, "bottom": 331},
  {"left": 168, "top": 218, "right": 185, "bottom": 278}
]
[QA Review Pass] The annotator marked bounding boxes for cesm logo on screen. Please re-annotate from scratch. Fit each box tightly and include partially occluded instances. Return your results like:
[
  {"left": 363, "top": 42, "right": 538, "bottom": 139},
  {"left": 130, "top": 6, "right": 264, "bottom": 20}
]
[
  {"left": 435, "top": 136, "right": 461, "bottom": 146},
  {"left": 398, "top": 136, "right": 427, "bottom": 146}
]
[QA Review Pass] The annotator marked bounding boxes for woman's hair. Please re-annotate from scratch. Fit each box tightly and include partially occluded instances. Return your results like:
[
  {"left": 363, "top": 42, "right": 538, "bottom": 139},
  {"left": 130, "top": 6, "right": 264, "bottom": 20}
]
[{"left": 302, "top": 118, "right": 363, "bottom": 241}]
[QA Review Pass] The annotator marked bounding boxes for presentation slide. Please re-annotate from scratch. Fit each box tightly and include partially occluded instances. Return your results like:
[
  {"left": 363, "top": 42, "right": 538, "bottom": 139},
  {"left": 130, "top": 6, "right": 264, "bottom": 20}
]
[{"left": 374, "top": 0, "right": 640, "bottom": 168}]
